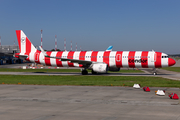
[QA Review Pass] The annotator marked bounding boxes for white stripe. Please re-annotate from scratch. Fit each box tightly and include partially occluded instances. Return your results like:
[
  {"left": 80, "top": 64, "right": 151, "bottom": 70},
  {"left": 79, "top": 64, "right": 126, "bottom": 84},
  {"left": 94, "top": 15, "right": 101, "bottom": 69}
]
[
  {"left": 73, "top": 51, "right": 80, "bottom": 67},
  {"left": 50, "top": 51, "right": 58, "bottom": 66},
  {"left": 61, "top": 52, "right": 68, "bottom": 67},
  {"left": 148, "top": 52, "right": 154, "bottom": 68},
  {"left": 73, "top": 51, "right": 80, "bottom": 60},
  {"left": 31, "top": 44, "right": 37, "bottom": 53},
  {"left": 85, "top": 51, "right": 92, "bottom": 61},
  {"left": 28, "top": 43, "right": 37, "bottom": 62},
  {"left": 161, "top": 58, "right": 168, "bottom": 67},
  {"left": 20, "top": 31, "right": 26, "bottom": 55},
  {"left": 97, "top": 51, "right": 104, "bottom": 63},
  {"left": 161, "top": 53, "right": 168, "bottom": 67},
  {"left": 29, "top": 51, "right": 35, "bottom": 62},
  {"left": 134, "top": 51, "right": 142, "bottom": 68},
  {"left": 39, "top": 52, "right": 45, "bottom": 65},
  {"left": 109, "top": 51, "right": 116, "bottom": 67},
  {"left": 122, "top": 51, "right": 129, "bottom": 67}
]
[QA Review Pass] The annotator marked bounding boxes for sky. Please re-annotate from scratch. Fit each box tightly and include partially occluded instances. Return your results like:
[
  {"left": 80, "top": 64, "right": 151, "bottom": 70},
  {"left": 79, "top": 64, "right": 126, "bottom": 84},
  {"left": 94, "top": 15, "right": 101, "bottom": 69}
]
[{"left": 0, "top": 0, "right": 180, "bottom": 54}]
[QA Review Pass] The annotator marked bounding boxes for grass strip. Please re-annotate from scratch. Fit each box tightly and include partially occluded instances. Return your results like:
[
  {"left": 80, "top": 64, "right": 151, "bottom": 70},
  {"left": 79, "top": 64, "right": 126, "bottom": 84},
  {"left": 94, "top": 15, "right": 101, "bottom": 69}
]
[
  {"left": 161, "top": 67, "right": 180, "bottom": 73},
  {"left": 0, "top": 75, "right": 180, "bottom": 87},
  {"left": 0, "top": 68, "right": 143, "bottom": 73},
  {"left": 0, "top": 68, "right": 81, "bottom": 72}
]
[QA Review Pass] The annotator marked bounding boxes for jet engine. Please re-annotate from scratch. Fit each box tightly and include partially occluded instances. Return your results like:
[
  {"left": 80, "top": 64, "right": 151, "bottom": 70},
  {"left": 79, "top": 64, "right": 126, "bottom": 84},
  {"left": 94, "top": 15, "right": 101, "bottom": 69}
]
[{"left": 92, "top": 63, "right": 108, "bottom": 73}]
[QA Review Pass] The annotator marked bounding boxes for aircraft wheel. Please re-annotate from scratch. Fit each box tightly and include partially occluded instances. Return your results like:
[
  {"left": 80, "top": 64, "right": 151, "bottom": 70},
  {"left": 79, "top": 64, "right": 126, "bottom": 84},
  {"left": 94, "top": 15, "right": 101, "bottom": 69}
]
[
  {"left": 153, "top": 72, "right": 157, "bottom": 75},
  {"left": 82, "top": 70, "right": 88, "bottom": 75}
]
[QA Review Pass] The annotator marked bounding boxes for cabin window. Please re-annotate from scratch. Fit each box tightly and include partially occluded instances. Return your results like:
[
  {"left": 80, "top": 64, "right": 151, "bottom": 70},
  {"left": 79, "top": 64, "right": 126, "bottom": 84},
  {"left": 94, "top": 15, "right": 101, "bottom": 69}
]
[{"left": 162, "top": 56, "right": 169, "bottom": 58}]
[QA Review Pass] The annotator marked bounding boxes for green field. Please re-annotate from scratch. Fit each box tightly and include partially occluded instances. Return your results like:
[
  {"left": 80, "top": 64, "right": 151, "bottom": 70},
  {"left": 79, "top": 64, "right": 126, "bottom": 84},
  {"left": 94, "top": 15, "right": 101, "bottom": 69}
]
[
  {"left": 0, "top": 75, "right": 180, "bottom": 87},
  {"left": 161, "top": 67, "right": 180, "bottom": 73},
  {"left": 0, "top": 68, "right": 143, "bottom": 73}
]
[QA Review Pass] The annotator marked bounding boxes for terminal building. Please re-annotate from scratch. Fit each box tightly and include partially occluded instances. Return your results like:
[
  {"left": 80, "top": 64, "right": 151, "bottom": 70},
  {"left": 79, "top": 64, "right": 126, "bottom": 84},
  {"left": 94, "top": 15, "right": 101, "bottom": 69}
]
[{"left": 0, "top": 45, "right": 23, "bottom": 65}]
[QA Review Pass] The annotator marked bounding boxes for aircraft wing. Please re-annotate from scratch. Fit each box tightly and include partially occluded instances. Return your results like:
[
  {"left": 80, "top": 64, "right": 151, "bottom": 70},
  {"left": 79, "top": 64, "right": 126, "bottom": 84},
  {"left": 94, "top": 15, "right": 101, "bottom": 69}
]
[
  {"left": 57, "top": 57, "right": 92, "bottom": 65},
  {"left": 39, "top": 46, "right": 92, "bottom": 65}
]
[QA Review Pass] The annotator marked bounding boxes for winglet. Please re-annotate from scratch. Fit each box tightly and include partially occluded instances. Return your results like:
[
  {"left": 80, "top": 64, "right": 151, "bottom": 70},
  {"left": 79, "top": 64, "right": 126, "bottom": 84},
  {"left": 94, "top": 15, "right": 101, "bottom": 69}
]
[{"left": 39, "top": 46, "right": 48, "bottom": 57}]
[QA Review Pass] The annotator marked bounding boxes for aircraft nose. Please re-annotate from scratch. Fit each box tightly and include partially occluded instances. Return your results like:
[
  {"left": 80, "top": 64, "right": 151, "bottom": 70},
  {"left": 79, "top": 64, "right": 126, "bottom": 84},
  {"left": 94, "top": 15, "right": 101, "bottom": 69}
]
[{"left": 168, "top": 58, "right": 176, "bottom": 66}]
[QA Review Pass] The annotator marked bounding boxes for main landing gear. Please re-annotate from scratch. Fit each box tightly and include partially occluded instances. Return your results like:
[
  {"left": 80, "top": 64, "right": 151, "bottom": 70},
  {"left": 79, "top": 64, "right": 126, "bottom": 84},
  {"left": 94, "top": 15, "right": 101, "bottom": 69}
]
[
  {"left": 152, "top": 68, "right": 157, "bottom": 75},
  {"left": 82, "top": 69, "right": 88, "bottom": 75}
]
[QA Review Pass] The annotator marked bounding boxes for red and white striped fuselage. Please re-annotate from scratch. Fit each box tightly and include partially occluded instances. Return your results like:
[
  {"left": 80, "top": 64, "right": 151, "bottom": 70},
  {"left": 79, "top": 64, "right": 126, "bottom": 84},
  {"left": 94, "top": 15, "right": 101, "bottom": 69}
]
[
  {"left": 15, "top": 30, "right": 176, "bottom": 74},
  {"left": 23, "top": 51, "right": 173, "bottom": 68}
]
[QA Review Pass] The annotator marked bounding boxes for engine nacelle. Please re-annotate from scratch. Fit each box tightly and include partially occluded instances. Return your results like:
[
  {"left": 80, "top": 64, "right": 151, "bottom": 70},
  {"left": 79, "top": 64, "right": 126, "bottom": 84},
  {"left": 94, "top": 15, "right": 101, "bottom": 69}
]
[
  {"left": 92, "top": 63, "right": 108, "bottom": 73},
  {"left": 109, "top": 67, "right": 120, "bottom": 72}
]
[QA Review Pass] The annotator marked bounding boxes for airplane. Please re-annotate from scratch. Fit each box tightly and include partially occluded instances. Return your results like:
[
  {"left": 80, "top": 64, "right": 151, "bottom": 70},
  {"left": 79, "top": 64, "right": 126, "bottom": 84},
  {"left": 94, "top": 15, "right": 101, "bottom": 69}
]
[
  {"left": 15, "top": 30, "right": 176, "bottom": 75},
  {"left": 106, "top": 46, "right": 113, "bottom": 51}
]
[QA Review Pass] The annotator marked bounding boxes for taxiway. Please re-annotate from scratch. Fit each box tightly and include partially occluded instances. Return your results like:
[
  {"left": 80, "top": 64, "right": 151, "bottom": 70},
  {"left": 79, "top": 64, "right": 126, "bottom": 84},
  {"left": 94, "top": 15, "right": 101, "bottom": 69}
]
[{"left": 0, "top": 68, "right": 180, "bottom": 81}]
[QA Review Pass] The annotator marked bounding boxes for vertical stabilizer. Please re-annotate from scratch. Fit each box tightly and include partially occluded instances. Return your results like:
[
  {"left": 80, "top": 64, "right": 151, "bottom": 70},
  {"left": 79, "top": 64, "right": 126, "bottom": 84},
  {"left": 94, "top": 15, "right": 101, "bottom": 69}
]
[
  {"left": 106, "top": 46, "right": 113, "bottom": 51},
  {"left": 16, "top": 30, "right": 37, "bottom": 55}
]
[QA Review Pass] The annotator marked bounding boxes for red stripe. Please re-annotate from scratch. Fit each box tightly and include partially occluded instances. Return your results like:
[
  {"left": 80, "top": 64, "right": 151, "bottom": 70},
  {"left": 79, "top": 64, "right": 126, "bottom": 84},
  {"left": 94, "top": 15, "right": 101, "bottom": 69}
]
[
  {"left": 25, "top": 39, "right": 30, "bottom": 61},
  {"left": 45, "top": 51, "right": 52, "bottom": 66},
  {"left": 116, "top": 51, "right": 123, "bottom": 68},
  {"left": 79, "top": 51, "right": 86, "bottom": 67},
  {"left": 141, "top": 51, "right": 148, "bottom": 68},
  {"left": 56, "top": 51, "right": 63, "bottom": 67},
  {"left": 103, "top": 51, "right": 110, "bottom": 66},
  {"left": 34, "top": 50, "right": 41, "bottom": 64},
  {"left": 26, "top": 37, "right": 31, "bottom": 54},
  {"left": 91, "top": 51, "right": 98, "bottom": 62},
  {"left": 128, "top": 51, "right": 135, "bottom": 68},
  {"left": 16, "top": 30, "right": 21, "bottom": 52},
  {"left": 79, "top": 51, "right": 86, "bottom": 60},
  {"left": 155, "top": 52, "right": 162, "bottom": 68},
  {"left": 67, "top": 51, "right": 75, "bottom": 67}
]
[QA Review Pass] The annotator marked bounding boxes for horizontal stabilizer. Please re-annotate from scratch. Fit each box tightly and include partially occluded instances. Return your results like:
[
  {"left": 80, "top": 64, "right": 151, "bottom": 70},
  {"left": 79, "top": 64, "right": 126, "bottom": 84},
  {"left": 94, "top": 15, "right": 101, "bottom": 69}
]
[
  {"left": 15, "top": 54, "right": 28, "bottom": 59},
  {"left": 39, "top": 46, "right": 48, "bottom": 57}
]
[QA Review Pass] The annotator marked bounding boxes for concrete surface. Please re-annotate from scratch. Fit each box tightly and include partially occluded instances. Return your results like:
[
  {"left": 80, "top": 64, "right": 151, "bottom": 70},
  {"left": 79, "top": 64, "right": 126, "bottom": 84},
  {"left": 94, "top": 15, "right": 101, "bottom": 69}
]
[
  {"left": 173, "top": 59, "right": 180, "bottom": 67},
  {"left": 0, "top": 85, "right": 180, "bottom": 120}
]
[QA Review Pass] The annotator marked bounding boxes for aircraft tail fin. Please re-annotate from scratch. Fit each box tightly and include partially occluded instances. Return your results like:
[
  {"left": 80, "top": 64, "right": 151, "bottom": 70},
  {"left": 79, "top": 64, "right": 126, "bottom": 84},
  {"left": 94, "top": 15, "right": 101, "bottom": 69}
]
[
  {"left": 16, "top": 30, "right": 37, "bottom": 55},
  {"left": 106, "top": 46, "right": 113, "bottom": 51}
]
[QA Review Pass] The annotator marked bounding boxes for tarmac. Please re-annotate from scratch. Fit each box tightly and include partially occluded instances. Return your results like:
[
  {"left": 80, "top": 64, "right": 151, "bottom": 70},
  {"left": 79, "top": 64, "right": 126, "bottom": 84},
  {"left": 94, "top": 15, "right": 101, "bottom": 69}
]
[
  {"left": 0, "top": 85, "right": 180, "bottom": 120},
  {"left": 0, "top": 61, "right": 179, "bottom": 119}
]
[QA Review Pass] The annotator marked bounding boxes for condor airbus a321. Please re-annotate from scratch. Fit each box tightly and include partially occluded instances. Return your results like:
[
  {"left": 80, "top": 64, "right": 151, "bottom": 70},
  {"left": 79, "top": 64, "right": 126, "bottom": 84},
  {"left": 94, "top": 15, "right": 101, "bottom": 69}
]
[{"left": 15, "top": 30, "right": 176, "bottom": 75}]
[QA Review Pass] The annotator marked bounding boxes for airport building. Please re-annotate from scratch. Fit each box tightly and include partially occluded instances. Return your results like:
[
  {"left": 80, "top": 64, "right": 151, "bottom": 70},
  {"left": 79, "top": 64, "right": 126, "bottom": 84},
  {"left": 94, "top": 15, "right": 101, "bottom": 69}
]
[
  {"left": 0, "top": 45, "right": 22, "bottom": 64},
  {"left": 0, "top": 45, "right": 19, "bottom": 53}
]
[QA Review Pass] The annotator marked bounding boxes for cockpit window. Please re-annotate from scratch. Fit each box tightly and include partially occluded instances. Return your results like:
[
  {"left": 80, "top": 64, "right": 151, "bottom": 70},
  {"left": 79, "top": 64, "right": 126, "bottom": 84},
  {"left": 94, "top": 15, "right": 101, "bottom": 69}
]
[{"left": 162, "top": 56, "right": 169, "bottom": 58}]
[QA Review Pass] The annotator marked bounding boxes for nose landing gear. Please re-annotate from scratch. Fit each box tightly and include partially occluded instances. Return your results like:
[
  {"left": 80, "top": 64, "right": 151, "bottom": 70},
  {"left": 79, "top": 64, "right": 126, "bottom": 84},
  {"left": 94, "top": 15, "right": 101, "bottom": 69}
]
[
  {"left": 152, "top": 68, "right": 157, "bottom": 75},
  {"left": 153, "top": 72, "right": 157, "bottom": 75}
]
